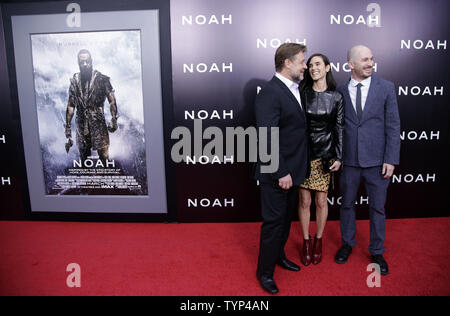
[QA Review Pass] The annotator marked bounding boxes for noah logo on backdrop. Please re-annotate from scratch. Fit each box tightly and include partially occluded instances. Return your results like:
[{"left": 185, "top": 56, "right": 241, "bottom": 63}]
[
  {"left": 184, "top": 109, "right": 234, "bottom": 120},
  {"left": 398, "top": 86, "right": 444, "bottom": 96},
  {"left": 1, "top": 177, "right": 11, "bottom": 186},
  {"left": 400, "top": 40, "right": 447, "bottom": 50},
  {"left": 331, "top": 3, "right": 381, "bottom": 27},
  {"left": 182, "top": 14, "right": 232, "bottom": 25},
  {"left": 392, "top": 173, "right": 436, "bottom": 184},
  {"left": 257, "top": 38, "right": 307, "bottom": 49},
  {"left": 400, "top": 131, "right": 440, "bottom": 142},
  {"left": 183, "top": 63, "right": 233, "bottom": 73},
  {"left": 187, "top": 198, "right": 234, "bottom": 208},
  {"left": 327, "top": 195, "right": 369, "bottom": 206},
  {"left": 0, "top": 134, "right": 5, "bottom": 144},
  {"left": 185, "top": 155, "right": 234, "bottom": 165},
  {"left": 330, "top": 61, "right": 378, "bottom": 73}
]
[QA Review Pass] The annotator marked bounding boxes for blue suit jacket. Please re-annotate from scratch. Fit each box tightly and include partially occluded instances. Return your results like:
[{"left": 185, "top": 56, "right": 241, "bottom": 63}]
[{"left": 337, "top": 75, "right": 401, "bottom": 167}]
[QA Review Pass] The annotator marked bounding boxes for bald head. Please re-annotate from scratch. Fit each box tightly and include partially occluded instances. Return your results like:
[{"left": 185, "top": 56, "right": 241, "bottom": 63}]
[
  {"left": 347, "top": 45, "right": 374, "bottom": 81},
  {"left": 347, "top": 45, "right": 372, "bottom": 62}
]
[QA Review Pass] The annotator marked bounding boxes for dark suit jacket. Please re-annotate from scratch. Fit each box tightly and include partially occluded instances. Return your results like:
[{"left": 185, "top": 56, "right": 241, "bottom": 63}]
[
  {"left": 337, "top": 74, "right": 401, "bottom": 167},
  {"left": 254, "top": 76, "right": 309, "bottom": 186}
]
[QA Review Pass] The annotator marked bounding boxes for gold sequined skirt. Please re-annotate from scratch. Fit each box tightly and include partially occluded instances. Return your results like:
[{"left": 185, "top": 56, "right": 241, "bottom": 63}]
[{"left": 300, "top": 159, "right": 332, "bottom": 192}]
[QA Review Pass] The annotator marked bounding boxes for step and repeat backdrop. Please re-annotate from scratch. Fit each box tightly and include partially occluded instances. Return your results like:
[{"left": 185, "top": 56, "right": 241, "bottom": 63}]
[
  {"left": 0, "top": 5, "right": 27, "bottom": 219},
  {"left": 0, "top": 0, "right": 448, "bottom": 221}
]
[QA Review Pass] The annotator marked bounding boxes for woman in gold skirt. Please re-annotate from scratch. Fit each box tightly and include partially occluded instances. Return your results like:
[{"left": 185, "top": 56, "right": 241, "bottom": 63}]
[{"left": 298, "top": 54, "right": 344, "bottom": 266}]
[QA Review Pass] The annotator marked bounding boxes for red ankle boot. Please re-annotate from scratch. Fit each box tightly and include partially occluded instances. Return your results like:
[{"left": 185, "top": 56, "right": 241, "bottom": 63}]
[
  {"left": 300, "top": 236, "right": 312, "bottom": 266},
  {"left": 312, "top": 235, "right": 323, "bottom": 265}
]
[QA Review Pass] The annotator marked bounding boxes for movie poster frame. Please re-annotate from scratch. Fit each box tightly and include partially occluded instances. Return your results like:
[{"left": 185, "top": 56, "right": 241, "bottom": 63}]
[{"left": 1, "top": 0, "right": 177, "bottom": 222}]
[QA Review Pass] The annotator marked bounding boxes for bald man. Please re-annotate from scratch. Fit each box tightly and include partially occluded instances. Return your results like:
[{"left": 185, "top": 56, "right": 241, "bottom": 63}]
[{"left": 335, "top": 45, "right": 400, "bottom": 275}]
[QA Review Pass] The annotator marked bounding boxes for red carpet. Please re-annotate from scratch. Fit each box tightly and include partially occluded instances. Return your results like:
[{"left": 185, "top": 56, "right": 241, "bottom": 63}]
[{"left": 0, "top": 218, "right": 449, "bottom": 296}]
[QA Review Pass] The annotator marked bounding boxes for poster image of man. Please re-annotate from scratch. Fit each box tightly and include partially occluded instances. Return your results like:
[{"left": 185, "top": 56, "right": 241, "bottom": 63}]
[
  {"left": 65, "top": 49, "right": 118, "bottom": 164},
  {"left": 30, "top": 30, "right": 148, "bottom": 196}
]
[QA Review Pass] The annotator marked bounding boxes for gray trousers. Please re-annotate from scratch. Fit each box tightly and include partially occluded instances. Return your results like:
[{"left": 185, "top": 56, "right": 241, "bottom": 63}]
[{"left": 340, "top": 165, "right": 390, "bottom": 255}]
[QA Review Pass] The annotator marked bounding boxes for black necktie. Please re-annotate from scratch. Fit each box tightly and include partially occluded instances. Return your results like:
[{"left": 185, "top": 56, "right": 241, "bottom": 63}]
[{"left": 356, "top": 83, "right": 363, "bottom": 121}]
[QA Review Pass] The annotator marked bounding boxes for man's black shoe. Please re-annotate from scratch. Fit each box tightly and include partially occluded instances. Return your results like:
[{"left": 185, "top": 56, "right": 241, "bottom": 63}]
[
  {"left": 277, "top": 258, "right": 301, "bottom": 271},
  {"left": 371, "top": 255, "right": 389, "bottom": 275},
  {"left": 259, "top": 276, "right": 279, "bottom": 294},
  {"left": 335, "top": 244, "right": 352, "bottom": 264}
]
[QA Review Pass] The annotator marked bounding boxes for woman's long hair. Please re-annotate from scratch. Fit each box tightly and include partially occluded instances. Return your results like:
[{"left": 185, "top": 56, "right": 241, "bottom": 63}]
[{"left": 300, "top": 53, "right": 337, "bottom": 92}]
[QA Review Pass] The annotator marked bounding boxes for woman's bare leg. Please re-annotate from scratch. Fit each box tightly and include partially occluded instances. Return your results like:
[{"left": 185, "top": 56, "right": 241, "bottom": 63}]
[{"left": 298, "top": 188, "right": 312, "bottom": 239}]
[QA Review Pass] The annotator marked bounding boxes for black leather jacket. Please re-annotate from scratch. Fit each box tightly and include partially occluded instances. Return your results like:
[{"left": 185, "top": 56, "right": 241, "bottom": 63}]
[{"left": 301, "top": 87, "right": 344, "bottom": 163}]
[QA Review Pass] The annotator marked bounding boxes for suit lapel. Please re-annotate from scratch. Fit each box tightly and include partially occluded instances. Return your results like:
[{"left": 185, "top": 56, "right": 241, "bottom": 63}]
[
  {"left": 342, "top": 79, "right": 359, "bottom": 124},
  {"left": 361, "top": 75, "right": 379, "bottom": 122},
  {"left": 272, "top": 76, "right": 305, "bottom": 119}
]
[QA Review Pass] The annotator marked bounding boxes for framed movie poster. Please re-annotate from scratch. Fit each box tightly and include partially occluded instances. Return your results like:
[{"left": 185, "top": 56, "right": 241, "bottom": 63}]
[
  {"left": 31, "top": 30, "right": 148, "bottom": 196},
  {"left": 9, "top": 7, "right": 172, "bottom": 215}
]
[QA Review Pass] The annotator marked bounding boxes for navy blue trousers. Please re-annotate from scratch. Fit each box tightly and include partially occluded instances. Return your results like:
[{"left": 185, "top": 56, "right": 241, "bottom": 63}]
[{"left": 340, "top": 165, "right": 390, "bottom": 255}]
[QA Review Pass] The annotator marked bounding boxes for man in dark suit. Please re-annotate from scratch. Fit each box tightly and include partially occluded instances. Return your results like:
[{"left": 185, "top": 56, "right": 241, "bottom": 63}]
[
  {"left": 335, "top": 45, "right": 401, "bottom": 275},
  {"left": 254, "top": 43, "right": 309, "bottom": 294}
]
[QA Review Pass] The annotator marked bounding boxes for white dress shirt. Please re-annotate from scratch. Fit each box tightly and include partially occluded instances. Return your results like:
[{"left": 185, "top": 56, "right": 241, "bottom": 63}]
[
  {"left": 275, "top": 72, "right": 302, "bottom": 110},
  {"left": 348, "top": 76, "right": 372, "bottom": 112}
]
